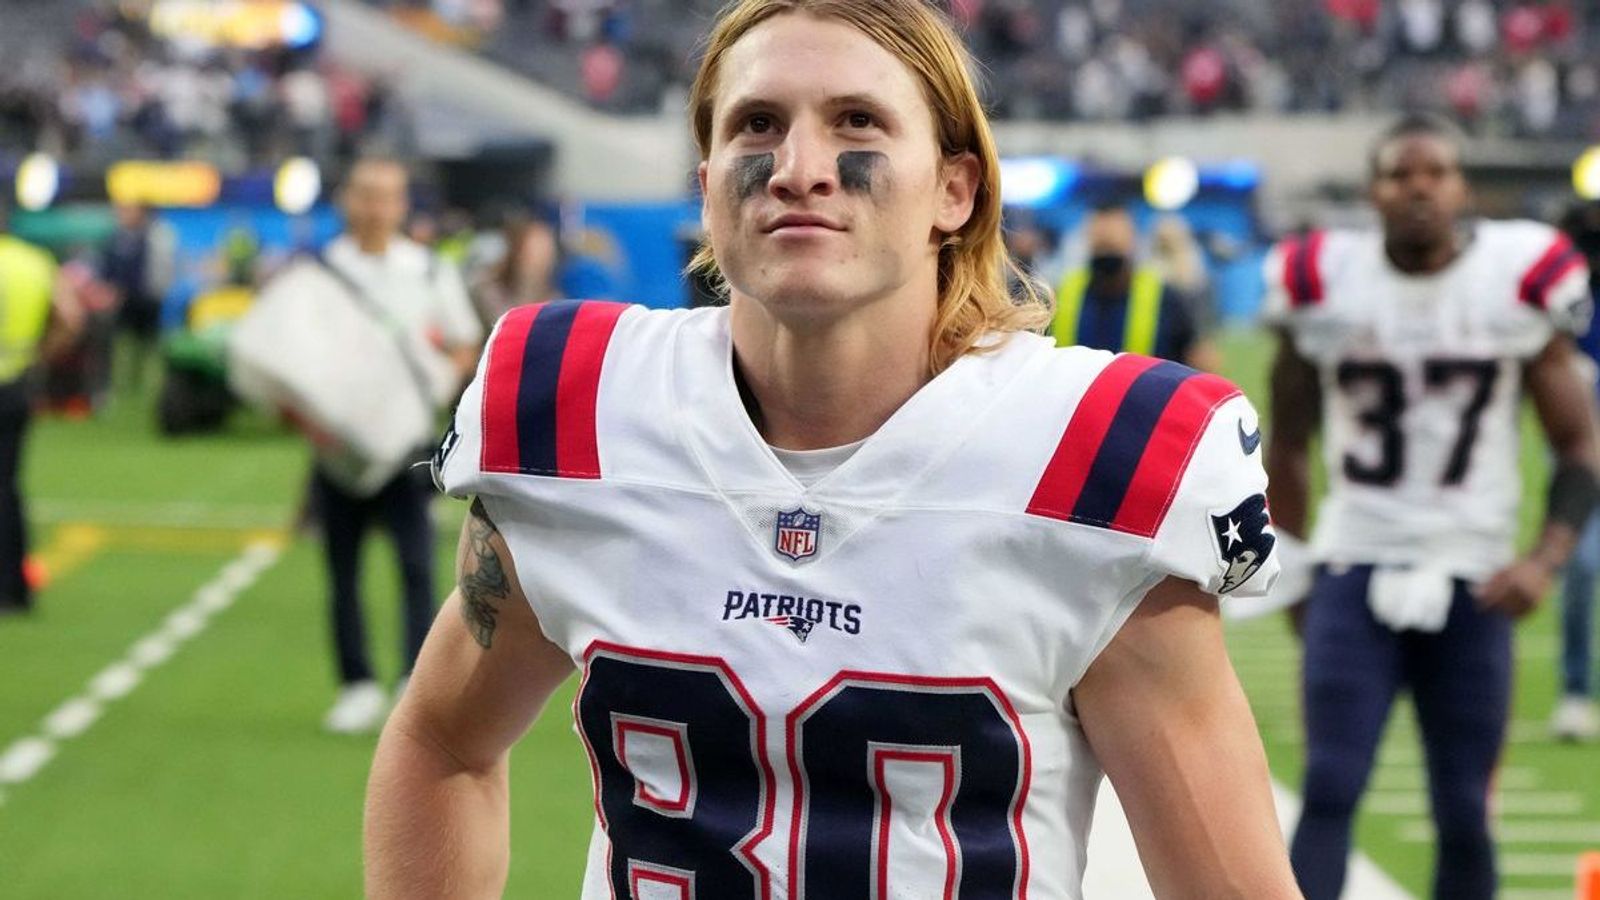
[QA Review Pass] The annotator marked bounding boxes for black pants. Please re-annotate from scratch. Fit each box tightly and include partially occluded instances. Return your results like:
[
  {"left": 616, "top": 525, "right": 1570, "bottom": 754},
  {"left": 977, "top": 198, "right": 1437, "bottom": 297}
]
[
  {"left": 312, "top": 464, "right": 437, "bottom": 684},
  {"left": 0, "top": 382, "right": 30, "bottom": 610}
]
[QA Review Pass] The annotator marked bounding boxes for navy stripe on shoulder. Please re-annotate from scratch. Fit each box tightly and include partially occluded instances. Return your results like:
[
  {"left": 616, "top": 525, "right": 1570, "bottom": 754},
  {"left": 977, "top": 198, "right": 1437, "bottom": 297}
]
[
  {"left": 1069, "top": 360, "right": 1198, "bottom": 527},
  {"left": 515, "top": 300, "right": 583, "bottom": 475}
]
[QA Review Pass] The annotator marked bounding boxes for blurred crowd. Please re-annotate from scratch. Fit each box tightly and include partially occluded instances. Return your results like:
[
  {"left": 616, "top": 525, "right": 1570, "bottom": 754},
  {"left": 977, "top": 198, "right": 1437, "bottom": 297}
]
[
  {"left": 368, "top": 0, "right": 1600, "bottom": 139},
  {"left": 966, "top": 0, "right": 1600, "bottom": 138},
  {"left": 0, "top": 1, "right": 413, "bottom": 174}
]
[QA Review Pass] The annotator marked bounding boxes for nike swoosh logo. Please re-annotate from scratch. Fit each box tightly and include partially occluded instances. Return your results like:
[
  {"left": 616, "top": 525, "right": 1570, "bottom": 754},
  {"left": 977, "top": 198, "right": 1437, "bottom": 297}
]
[{"left": 1238, "top": 420, "right": 1261, "bottom": 455}]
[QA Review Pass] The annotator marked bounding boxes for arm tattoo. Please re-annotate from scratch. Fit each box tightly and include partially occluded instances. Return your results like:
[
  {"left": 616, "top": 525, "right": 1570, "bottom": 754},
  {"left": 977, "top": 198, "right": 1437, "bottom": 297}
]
[{"left": 460, "top": 498, "right": 509, "bottom": 649}]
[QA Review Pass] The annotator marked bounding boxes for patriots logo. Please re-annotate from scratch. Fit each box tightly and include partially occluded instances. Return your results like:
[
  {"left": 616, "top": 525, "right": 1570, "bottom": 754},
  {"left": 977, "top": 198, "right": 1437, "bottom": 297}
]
[
  {"left": 767, "top": 615, "right": 815, "bottom": 643},
  {"left": 1211, "top": 494, "right": 1276, "bottom": 594},
  {"left": 774, "top": 508, "right": 821, "bottom": 561}
]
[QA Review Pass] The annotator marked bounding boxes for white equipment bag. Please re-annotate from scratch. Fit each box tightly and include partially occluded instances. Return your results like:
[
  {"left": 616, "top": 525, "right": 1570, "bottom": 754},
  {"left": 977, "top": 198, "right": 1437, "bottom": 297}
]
[{"left": 228, "top": 258, "right": 459, "bottom": 496}]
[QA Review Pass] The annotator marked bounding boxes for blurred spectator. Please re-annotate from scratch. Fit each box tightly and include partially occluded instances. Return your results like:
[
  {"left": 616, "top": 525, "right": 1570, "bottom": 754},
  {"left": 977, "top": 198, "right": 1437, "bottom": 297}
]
[
  {"left": 281, "top": 65, "right": 332, "bottom": 159},
  {"left": 1553, "top": 198, "right": 1600, "bottom": 742},
  {"left": 1397, "top": 0, "right": 1445, "bottom": 54},
  {"left": 580, "top": 42, "right": 624, "bottom": 105},
  {"left": 1179, "top": 42, "right": 1229, "bottom": 114},
  {"left": 101, "top": 202, "right": 178, "bottom": 397},
  {"left": 1515, "top": 57, "right": 1560, "bottom": 134},
  {"left": 1051, "top": 203, "right": 1218, "bottom": 370},
  {"left": 306, "top": 156, "right": 481, "bottom": 735},
  {"left": 1457, "top": 0, "right": 1499, "bottom": 54},
  {"left": 469, "top": 216, "right": 560, "bottom": 328},
  {"left": 1501, "top": 3, "right": 1547, "bottom": 54},
  {"left": 1150, "top": 214, "right": 1211, "bottom": 309},
  {"left": 0, "top": 202, "right": 84, "bottom": 616}
]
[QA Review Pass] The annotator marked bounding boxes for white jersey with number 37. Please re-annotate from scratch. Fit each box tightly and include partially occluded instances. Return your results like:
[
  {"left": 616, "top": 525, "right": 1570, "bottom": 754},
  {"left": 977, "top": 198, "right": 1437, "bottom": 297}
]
[{"left": 1264, "top": 220, "right": 1590, "bottom": 579}]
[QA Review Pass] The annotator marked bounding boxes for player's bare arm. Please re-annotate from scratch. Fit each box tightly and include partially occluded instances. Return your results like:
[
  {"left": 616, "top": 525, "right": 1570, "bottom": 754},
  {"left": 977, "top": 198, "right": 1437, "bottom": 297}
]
[
  {"left": 459, "top": 499, "right": 509, "bottom": 649},
  {"left": 1481, "top": 335, "right": 1600, "bottom": 617},
  {"left": 1075, "top": 576, "right": 1302, "bottom": 899},
  {"left": 364, "top": 498, "right": 574, "bottom": 899},
  {"left": 1265, "top": 328, "right": 1321, "bottom": 543}
]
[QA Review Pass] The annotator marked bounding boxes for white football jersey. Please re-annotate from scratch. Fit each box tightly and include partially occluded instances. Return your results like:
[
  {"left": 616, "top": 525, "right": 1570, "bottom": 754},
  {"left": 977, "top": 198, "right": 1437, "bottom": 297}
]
[
  {"left": 435, "top": 301, "right": 1279, "bottom": 899},
  {"left": 1264, "top": 220, "right": 1590, "bottom": 579}
]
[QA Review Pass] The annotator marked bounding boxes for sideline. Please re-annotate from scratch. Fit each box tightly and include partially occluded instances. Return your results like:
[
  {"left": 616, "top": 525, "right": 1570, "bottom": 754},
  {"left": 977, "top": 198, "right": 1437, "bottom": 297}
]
[{"left": 0, "top": 539, "right": 285, "bottom": 807}]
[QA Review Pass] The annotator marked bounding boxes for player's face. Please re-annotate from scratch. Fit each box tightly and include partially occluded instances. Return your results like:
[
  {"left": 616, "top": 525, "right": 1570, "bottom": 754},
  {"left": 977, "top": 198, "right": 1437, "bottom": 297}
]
[
  {"left": 698, "top": 13, "right": 977, "bottom": 321},
  {"left": 1370, "top": 134, "right": 1467, "bottom": 250}
]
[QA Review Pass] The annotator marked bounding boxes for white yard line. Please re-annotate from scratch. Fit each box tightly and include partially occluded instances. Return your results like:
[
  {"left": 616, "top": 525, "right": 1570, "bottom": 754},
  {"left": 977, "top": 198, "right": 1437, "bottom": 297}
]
[
  {"left": 1400, "top": 820, "right": 1600, "bottom": 844},
  {"left": 1085, "top": 779, "right": 1413, "bottom": 899},
  {"left": 1368, "top": 791, "right": 1584, "bottom": 818},
  {"left": 1368, "top": 763, "right": 1542, "bottom": 792},
  {"left": 0, "top": 541, "right": 282, "bottom": 807},
  {"left": 1501, "top": 852, "right": 1580, "bottom": 877}
]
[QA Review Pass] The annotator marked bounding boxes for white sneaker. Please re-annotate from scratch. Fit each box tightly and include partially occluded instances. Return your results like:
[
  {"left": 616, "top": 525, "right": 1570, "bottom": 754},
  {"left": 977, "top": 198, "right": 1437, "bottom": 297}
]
[
  {"left": 323, "top": 681, "right": 389, "bottom": 734},
  {"left": 1549, "top": 695, "right": 1600, "bottom": 742}
]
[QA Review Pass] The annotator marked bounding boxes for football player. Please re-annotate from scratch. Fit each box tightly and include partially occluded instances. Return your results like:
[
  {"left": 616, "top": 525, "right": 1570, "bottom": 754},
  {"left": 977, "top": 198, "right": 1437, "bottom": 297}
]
[
  {"left": 1265, "top": 115, "right": 1600, "bottom": 900},
  {"left": 365, "top": 1, "right": 1301, "bottom": 896}
]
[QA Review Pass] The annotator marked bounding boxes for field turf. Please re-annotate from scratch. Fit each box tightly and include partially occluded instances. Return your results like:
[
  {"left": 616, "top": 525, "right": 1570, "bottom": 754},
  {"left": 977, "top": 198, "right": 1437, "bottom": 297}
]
[{"left": 0, "top": 331, "right": 1593, "bottom": 898}]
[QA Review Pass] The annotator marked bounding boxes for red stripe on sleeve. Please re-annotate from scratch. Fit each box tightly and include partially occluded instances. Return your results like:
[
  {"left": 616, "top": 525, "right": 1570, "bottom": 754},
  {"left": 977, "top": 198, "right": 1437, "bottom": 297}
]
[
  {"left": 1110, "top": 374, "right": 1243, "bottom": 538},
  {"left": 1301, "top": 230, "right": 1326, "bottom": 305},
  {"left": 1542, "top": 254, "right": 1585, "bottom": 300},
  {"left": 1519, "top": 234, "right": 1576, "bottom": 308},
  {"left": 480, "top": 305, "right": 542, "bottom": 473},
  {"left": 1282, "top": 231, "right": 1327, "bottom": 308},
  {"left": 554, "top": 302, "right": 628, "bottom": 478},
  {"left": 1279, "top": 236, "right": 1304, "bottom": 305},
  {"left": 1027, "top": 354, "right": 1164, "bottom": 521}
]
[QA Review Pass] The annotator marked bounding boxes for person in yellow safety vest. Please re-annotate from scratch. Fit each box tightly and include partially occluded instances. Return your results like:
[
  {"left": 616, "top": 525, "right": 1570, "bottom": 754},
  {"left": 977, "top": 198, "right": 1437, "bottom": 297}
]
[
  {"left": 0, "top": 203, "right": 85, "bottom": 616},
  {"left": 1053, "top": 203, "right": 1221, "bottom": 371}
]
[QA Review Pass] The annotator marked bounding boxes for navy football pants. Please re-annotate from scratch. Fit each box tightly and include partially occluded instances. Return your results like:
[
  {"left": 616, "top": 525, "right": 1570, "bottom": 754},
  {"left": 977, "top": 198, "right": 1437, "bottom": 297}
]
[
  {"left": 1290, "top": 564, "right": 1510, "bottom": 900},
  {"left": 313, "top": 465, "right": 437, "bottom": 685}
]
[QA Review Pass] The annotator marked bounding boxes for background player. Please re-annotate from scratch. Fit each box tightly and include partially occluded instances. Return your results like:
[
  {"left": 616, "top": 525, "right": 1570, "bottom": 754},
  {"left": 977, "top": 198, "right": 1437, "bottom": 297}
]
[
  {"left": 365, "top": 0, "right": 1301, "bottom": 896},
  {"left": 1264, "top": 115, "right": 1600, "bottom": 900}
]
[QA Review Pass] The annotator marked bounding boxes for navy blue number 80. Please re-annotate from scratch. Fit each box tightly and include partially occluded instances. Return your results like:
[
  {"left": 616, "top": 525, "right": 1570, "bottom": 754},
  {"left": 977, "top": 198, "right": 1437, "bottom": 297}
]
[{"left": 575, "top": 643, "right": 1031, "bottom": 900}]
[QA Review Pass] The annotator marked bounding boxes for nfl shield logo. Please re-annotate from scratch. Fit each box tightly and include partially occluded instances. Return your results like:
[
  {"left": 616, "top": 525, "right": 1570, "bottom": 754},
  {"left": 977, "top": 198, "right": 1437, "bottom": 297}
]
[{"left": 774, "top": 508, "right": 822, "bottom": 561}]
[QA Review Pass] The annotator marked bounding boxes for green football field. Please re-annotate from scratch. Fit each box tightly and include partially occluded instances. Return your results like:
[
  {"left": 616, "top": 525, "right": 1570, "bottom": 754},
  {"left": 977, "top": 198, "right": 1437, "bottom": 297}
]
[{"left": 0, "top": 331, "right": 1594, "bottom": 898}]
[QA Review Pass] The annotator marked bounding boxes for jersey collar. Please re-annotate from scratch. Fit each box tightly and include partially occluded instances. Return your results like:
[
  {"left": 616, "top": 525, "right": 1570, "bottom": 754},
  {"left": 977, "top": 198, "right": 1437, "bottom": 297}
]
[{"left": 673, "top": 307, "right": 1026, "bottom": 508}]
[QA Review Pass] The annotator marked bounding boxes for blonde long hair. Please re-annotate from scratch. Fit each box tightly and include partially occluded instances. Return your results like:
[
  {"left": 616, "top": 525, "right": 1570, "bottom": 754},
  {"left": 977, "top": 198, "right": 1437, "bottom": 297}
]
[{"left": 687, "top": 0, "right": 1049, "bottom": 373}]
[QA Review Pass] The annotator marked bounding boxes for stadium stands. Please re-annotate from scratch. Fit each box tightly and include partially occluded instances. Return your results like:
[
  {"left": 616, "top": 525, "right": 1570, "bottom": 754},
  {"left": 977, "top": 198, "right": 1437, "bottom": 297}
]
[
  {"left": 362, "top": 0, "right": 1600, "bottom": 140},
  {"left": 0, "top": 0, "right": 412, "bottom": 175}
]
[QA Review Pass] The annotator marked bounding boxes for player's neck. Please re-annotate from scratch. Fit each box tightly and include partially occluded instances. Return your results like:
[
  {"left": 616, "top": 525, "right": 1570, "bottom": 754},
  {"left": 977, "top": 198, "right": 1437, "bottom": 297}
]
[
  {"left": 1384, "top": 234, "right": 1461, "bottom": 275},
  {"left": 728, "top": 293, "right": 936, "bottom": 451}
]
